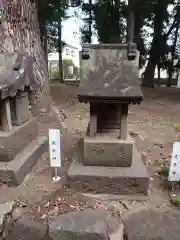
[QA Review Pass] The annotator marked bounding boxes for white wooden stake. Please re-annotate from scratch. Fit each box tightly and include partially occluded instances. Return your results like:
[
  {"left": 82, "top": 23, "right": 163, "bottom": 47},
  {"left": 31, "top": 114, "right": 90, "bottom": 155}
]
[
  {"left": 169, "top": 142, "right": 180, "bottom": 182},
  {"left": 49, "top": 129, "right": 61, "bottom": 182}
]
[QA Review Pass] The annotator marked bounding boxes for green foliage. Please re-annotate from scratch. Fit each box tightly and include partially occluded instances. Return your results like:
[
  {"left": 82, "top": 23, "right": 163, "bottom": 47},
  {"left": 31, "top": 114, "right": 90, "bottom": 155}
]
[
  {"left": 173, "top": 123, "right": 180, "bottom": 132},
  {"left": 49, "top": 61, "right": 79, "bottom": 80},
  {"left": 63, "top": 58, "right": 74, "bottom": 78},
  {"left": 80, "top": 0, "right": 180, "bottom": 87},
  {"left": 157, "top": 166, "right": 169, "bottom": 179},
  {"left": 174, "top": 196, "right": 180, "bottom": 205},
  {"left": 37, "top": 0, "right": 70, "bottom": 50},
  {"left": 63, "top": 58, "right": 74, "bottom": 64},
  {"left": 74, "top": 66, "right": 79, "bottom": 77},
  {"left": 50, "top": 67, "right": 60, "bottom": 80}
]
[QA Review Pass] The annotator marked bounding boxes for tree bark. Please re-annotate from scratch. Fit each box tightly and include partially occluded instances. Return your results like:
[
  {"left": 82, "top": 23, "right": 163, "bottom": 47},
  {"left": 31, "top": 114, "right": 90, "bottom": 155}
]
[
  {"left": 143, "top": 0, "right": 168, "bottom": 87},
  {"left": 0, "top": 0, "right": 50, "bottom": 113},
  {"left": 43, "top": 25, "right": 48, "bottom": 66},
  {"left": 94, "top": 0, "right": 121, "bottom": 43},
  {"left": 167, "top": 6, "right": 180, "bottom": 87},
  {"left": 143, "top": 60, "right": 156, "bottom": 87},
  {"left": 58, "top": 16, "right": 64, "bottom": 83},
  {"left": 157, "top": 64, "right": 161, "bottom": 87},
  {"left": 127, "top": 0, "right": 134, "bottom": 44}
]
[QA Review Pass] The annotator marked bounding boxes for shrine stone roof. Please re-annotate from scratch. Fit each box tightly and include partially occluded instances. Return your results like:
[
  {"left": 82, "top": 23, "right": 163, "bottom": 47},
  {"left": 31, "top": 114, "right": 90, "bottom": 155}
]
[
  {"left": 78, "top": 59, "right": 143, "bottom": 104},
  {"left": 0, "top": 52, "right": 33, "bottom": 100},
  {"left": 78, "top": 43, "right": 143, "bottom": 104}
]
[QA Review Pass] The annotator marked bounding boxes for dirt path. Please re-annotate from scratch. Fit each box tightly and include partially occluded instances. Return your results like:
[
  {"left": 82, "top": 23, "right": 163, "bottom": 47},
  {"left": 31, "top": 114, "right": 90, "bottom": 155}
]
[{"left": 0, "top": 84, "right": 180, "bottom": 219}]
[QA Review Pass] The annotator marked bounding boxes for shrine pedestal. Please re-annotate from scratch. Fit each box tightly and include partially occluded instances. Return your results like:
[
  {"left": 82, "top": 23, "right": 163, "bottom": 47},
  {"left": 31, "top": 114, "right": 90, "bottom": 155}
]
[
  {"left": 68, "top": 140, "right": 149, "bottom": 196},
  {"left": 68, "top": 104, "right": 150, "bottom": 197},
  {"left": 83, "top": 134, "right": 134, "bottom": 167}
]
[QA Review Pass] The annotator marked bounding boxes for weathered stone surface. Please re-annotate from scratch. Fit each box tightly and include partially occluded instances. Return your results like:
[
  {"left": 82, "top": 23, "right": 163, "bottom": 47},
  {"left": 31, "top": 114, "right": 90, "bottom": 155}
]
[
  {"left": 49, "top": 208, "right": 124, "bottom": 240},
  {"left": 0, "top": 52, "right": 32, "bottom": 100},
  {"left": 49, "top": 209, "right": 109, "bottom": 240},
  {"left": 0, "top": 201, "right": 14, "bottom": 227},
  {"left": 7, "top": 215, "right": 46, "bottom": 240},
  {"left": 125, "top": 208, "right": 180, "bottom": 240},
  {"left": 0, "top": 136, "right": 48, "bottom": 185},
  {"left": 78, "top": 44, "right": 142, "bottom": 103},
  {"left": 0, "top": 118, "right": 38, "bottom": 162},
  {"left": 14, "top": 91, "right": 31, "bottom": 126},
  {"left": 1, "top": 98, "right": 12, "bottom": 132},
  {"left": 83, "top": 136, "right": 134, "bottom": 167},
  {"left": 106, "top": 215, "right": 124, "bottom": 240},
  {"left": 68, "top": 146, "right": 149, "bottom": 196},
  {"left": 1, "top": 214, "right": 15, "bottom": 239},
  {"left": 12, "top": 207, "right": 23, "bottom": 221}
]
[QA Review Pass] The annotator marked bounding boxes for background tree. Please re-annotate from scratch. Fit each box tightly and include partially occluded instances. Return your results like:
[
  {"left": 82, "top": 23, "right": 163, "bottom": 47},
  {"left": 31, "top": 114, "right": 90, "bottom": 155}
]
[
  {"left": 0, "top": 0, "right": 50, "bottom": 112},
  {"left": 37, "top": 0, "right": 68, "bottom": 82},
  {"left": 80, "top": 0, "right": 180, "bottom": 88},
  {"left": 40, "top": 0, "right": 81, "bottom": 82},
  {"left": 0, "top": 0, "right": 78, "bottom": 114}
]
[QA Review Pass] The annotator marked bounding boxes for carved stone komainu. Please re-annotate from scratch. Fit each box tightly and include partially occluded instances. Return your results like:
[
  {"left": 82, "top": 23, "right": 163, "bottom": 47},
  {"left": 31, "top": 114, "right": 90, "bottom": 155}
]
[{"left": 0, "top": 52, "right": 32, "bottom": 131}]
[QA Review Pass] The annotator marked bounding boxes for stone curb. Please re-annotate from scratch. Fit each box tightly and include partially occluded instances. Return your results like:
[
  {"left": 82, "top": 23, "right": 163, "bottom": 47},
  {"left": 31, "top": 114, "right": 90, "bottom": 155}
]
[{"left": 0, "top": 204, "right": 124, "bottom": 240}]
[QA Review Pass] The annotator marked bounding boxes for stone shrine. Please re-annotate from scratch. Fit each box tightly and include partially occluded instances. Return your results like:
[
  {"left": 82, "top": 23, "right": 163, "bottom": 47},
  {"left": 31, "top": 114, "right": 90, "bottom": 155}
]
[
  {"left": 0, "top": 52, "right": 47, "bottom": 185},
  {"left": 68, "top": 44, "right": 149, "bottom": 197}
]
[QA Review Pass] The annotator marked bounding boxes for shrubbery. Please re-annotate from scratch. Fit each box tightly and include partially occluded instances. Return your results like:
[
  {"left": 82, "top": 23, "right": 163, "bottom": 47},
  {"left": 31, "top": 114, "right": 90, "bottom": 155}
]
[{"left": 49, "top": 58, "right": 80, "bottom": 80}]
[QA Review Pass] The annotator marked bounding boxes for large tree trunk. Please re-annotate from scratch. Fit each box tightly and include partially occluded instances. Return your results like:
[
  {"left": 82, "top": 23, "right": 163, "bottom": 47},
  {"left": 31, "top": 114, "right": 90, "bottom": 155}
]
[
  {"left": 167, "top": 6, "right": 180, "bottom": 87},
  {"left": 94, "top": 0, "right": 121, "bottom": 43},
  {"left": 134, "top": 10, "right": 145, "bottom": 55},
  {"left": 143, "top": 0, "right": 167, "bottom": 87},
  {"left": 58, "top": 17, "right": 64, "bottom": 83},
  {"left": 0, "top": 0, "right": 50, "bottom": 114},
  {"left": 143, "top": 60, "right": 156, "bottom": 87},
  {"left": 157, "top": 64, "right": 161, "bottom": 87}
]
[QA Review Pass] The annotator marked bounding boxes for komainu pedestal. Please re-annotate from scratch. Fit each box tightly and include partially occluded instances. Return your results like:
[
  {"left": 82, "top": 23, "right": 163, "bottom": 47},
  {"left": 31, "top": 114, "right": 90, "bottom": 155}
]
[
  {"left": 68, "top": 44, "right": 149, "bottom": 197},
  {"left": 0, "top": 53, "right": 47, "bottom": 186}
]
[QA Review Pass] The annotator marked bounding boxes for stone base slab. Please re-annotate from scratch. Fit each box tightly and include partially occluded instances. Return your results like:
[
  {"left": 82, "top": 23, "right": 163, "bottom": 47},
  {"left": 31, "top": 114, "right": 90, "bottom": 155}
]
[
  {"left": 83, "top": 135, "right": 134, "bottom": 167},
  {"left": 49, "top": 208, "right": 124, "bottom": 240},
  {"left": 0, "top": 136, "right": 48, "bottom": 186},
  {"left": 68, "top": 147, "right": 149, "bottom": 196},
  {"left": 0, "top": 118, "right": 38, "bottom": 162},
  {"left": 125, "top": 209, "right": 180, "bottom": 240}
]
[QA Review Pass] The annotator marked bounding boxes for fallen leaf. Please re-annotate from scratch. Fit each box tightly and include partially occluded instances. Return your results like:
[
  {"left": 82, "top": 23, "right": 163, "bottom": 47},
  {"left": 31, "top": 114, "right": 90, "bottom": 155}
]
[
  {"left": 12, "top": 208, "right": 22, "bottom": 221},
  {"left": 40, "top": 214, "right": 47, "bottom": 220},
  {"left": 44, "top": 202, "right": 50, "bottom": 208},
  {"left": 70, "top": 204, "right": 76, "bottom": 209},
  {"left": 48, "top": 206, "right": 59, "bottom": 216}
]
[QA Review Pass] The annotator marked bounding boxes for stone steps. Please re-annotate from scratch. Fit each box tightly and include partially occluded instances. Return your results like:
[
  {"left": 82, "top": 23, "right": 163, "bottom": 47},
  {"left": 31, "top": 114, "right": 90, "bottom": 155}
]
[{"left": 0, "top": 136, "right": 48, "bottom": 186}]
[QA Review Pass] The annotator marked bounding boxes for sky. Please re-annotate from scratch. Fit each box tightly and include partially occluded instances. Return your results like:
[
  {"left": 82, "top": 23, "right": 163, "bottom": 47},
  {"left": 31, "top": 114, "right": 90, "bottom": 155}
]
[
  {"left": 61, "top": 6, "right": 98, "bottom": 49},
  {"left": 61, "top": 8, "right": 81, "bottom": 49}
]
